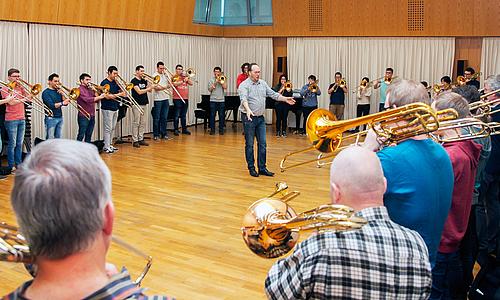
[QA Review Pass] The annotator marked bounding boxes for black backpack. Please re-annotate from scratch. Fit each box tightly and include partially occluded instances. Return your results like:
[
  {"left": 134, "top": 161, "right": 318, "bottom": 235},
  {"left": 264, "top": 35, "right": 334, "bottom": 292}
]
[{"left": 470, "top": 252, "right": 500, "bottom": 299}]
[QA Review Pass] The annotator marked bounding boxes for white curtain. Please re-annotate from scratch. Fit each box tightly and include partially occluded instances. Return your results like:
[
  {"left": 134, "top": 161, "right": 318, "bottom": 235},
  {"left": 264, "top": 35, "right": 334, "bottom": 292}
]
[
  {"left": 288, "top": 37, "right": 455, "bottom": 119},
  {"left": 481, "top": 38, "right": 500, "bottom": 86},
  {"left": 222, "top": 38, "right": 274, "bottom": 122},
  {"left": 29, "top": 24, "right": 103, "bottom": 141}
]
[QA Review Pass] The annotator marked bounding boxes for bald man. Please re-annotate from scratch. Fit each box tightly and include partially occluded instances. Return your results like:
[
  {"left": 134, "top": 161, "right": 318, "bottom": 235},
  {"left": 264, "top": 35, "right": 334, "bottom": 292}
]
[{"left": 265, "top": 147, "right": 432, "bottom": 300}]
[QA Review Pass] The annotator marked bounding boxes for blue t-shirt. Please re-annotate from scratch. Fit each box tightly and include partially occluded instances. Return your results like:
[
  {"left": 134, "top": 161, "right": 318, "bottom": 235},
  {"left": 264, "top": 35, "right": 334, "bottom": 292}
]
[
  {"left": 379, "top": 82, "right": 388, "bottom": 104},
  {"left": 100, "top": 78, "right": 120, "bottom": 111},
  {"left": 377, "top": 138, "right": 454, "bottom": 267},
  {"left": 41, "top": 88, "right": 63, "bottom": 118}
]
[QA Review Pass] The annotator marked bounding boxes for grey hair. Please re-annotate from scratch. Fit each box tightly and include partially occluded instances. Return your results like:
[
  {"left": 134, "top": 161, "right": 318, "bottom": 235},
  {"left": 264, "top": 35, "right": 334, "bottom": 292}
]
[
  {"left": 434, "top": 92, "right": 470, "bottom": 119},
  {"left": 486, "top": 74, "right": 500, "bottom": 98},
  {"left": 387, "top": 79, "right": 431, "bottom": 107},
  {"left": 10, "top": 139, "right": 112, "bottom": 260}
]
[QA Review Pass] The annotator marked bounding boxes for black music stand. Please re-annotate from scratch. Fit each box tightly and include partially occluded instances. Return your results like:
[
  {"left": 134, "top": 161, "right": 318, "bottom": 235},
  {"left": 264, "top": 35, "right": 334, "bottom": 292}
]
[{"left": 114, "top": 105, "right": 131, "bottom": 145}]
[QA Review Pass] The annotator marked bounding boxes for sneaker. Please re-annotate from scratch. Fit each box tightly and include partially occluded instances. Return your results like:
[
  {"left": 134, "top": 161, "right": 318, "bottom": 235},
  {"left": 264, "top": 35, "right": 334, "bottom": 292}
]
[
  {"left": 133, "top": 142, "right": 140, "bottom": 148},
  {"left": 276, "top": 132, "right": 280, "bottom": 138},
  {"left": 299, "top": 132, "right": 307, "bottom": 137},
  {"left": 138, "top": 140, "right": 149, "bottom": 146},
  {"left": 162, "top": 135, "right": 173, "bottom": 140},
  {"left": 182, "top": 130, "right": 191, "bottom": 135},
  {"left": 110, "top": 146, "right": 119, "bottom": 152},
  {"left": 104, "top": 148, "right": 114, "bottom": 154},
  {"left": 0, "top": 174, "right": 7, "bottom": 180},
  {"left": 11, "top": 167, "right": 17, "bottom": 174},
  {"left": 210, "top": 131, "right": 215, "bottom": 135},
  {"left": 154, "top": 136, "right": 161, "bottom": 141},
  {"left": 219, "top": 131, "right": 224, "bottom": 135},
  {"left": 174, "top": 130, "right": 179, "bottom": 136},
  {"left": 282, "top": 132, "right": 288, "bottom": 138}
]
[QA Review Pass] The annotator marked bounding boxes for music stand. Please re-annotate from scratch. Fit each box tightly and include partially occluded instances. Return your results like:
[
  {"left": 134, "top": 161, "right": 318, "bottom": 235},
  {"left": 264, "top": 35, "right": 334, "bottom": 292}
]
[{"left": 114, "top": 104, "right": 131, "bottom": 145}]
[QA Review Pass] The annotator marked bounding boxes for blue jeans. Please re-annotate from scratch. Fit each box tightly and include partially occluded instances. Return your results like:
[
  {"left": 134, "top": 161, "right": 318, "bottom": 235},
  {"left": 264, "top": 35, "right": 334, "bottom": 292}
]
[
  {"left": 5, "top": 119, "right": 25, "bottom": 168},
  {"left": 242, "top": 114, "right": 267, "bottom": 171},
  {"left": 45, "top": 116, "right": 63, "bottom": 139},
  {"left": 430, "top": 251, "right": 455, "bottom": 300},
  {"left": 173, "top": 99, "right": 188, "bottom": 132},
  {"left": 77, "top": 116, "right": 95, "bottom": 142},
  {"left": 153, "top": 99, "right": 170, "bottom": 138},
  {"left": 210, "top": 101, "right": 225, "bottom": 133}
]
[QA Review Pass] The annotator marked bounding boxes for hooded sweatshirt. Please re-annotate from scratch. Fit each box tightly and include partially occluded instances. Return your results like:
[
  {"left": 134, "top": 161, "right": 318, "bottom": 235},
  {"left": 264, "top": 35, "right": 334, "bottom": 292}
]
[{"left": 438, "top": 139, "right": 483, "bottom": 253}]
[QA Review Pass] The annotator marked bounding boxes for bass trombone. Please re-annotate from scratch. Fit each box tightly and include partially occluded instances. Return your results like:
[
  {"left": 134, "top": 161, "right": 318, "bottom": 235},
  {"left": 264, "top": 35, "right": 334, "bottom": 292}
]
[
  {"left": 279, "top": 103, "right": 449, "bottom": 172},
  {"left": 242, "top": 183, "right": 367, "bottom": 259},
  {"left": 0, "top": 222, "right": 152, "bottom": 287},
  {"left": 57, "top": 83, "right": 91, "bottom": 121}
]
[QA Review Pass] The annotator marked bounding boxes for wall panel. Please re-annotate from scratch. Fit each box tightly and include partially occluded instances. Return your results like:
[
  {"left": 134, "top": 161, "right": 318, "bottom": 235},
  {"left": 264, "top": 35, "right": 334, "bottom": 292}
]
[
  {"left": 473, "top": 0, "right": 500, "bottom": 36},
  {"left": 18, "top": 0, "right": 59, "bottom": 23},
  {"left": 433, "top": 0, "right": 473, "bottom": 36},
  {"left": 453, "top": 37, "right": 482, "bottom": 81},
  {"left": 363, "top": 0, "right": 399, "bottom": 36}
]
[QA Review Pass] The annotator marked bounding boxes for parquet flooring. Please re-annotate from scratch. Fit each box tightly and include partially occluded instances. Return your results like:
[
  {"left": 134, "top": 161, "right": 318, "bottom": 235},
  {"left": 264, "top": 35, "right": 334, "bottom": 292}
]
[{"left": 0, "top": 123, "right": 334, "bottom": 299}]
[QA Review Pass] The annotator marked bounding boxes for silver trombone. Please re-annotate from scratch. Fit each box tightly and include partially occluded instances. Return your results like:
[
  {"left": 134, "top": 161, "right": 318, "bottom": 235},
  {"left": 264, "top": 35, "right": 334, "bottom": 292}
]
[
  {"left": 115, "top": 74, "right": 144, "bottom": 115},
  {"left": 164, "top": 66, "right": 186, "bottom": 104},
  {"left": 0, "top": 80, "right": 53, "bottom": 117}
]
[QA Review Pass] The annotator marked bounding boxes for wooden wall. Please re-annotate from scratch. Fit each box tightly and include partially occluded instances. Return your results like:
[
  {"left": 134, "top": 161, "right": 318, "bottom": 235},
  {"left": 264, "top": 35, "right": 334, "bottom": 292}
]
[
  {"left": 0, "top": 0, "right": 223, "bottom": 37},
  {"left": 0, "top": 0, "right": 498, "bottom": 37},
  {"left": 453, "top": 37, "right": 483, "bottom": 80}
]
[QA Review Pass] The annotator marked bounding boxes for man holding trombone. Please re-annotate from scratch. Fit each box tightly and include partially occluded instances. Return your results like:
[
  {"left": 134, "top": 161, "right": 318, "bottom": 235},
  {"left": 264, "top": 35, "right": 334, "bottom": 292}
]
[
  {"left": 76, "top": 73, "right": 107, "bottom": 143},
  {"left": 0, "top": 68, "right": 28, "bottom": 173},
  {"left": 131, "top": 65, "right": 156, "bottom": 148},
  {"left": 208, "top": 66, "right": 227, "bottom": 135},
  {"left": 152, "top": 61, "right": 173, "bottom": 141},
  {"left": 42, "top": 73, "right": 71, "bottom": 139}
]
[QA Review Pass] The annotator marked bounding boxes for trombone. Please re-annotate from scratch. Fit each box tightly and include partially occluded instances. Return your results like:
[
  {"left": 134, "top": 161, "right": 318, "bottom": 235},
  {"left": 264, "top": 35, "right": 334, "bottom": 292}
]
[
  {"left": 135, "top": 72, "right": 173, "bottom": 98},
  {"left": 284, "top": 81, "right": 293, "bottom": 92},
  {"left": 115, "top": 74, "right": 144, "bottom": 115},
  {"left": 0, "top": 80, "right": 53, "bottom": 117},
  {"left": 430, "top": 118, "right": 491, "bottom": 143},
  {"left": 0, "top": 223, "right": 152, "bottom": 287},
  {"left": 76, "top": 81, "right": 110, "bottom": 95},
  {"left": 163, "top": 66, "right": 186, "bottom": 104},
  {"left": 469, "top": 88, "right": 500, "bottom": 117},
  {"left": 333, "top": 78, "right": 346, "bottom": 93},
  {"left": 351, "top": 80, "right": 372, "bottom": 93},
  {"left": 279, "top": 103, "right": 449, "bottom": 172},
  {"left": 172, "top": 67, "right": 198, "bottom": 83},
  {"left": 214, "top": 73, "right": 227, "bottom": 91},
  {"left": 457, "top": 72, "right": 482, "bottom": 86},
  {"left": 57, "top": 83, "right": 91, "bottom": 121},
  {"left": 241, "top": 183, "right": 367, "bottom": 259}
]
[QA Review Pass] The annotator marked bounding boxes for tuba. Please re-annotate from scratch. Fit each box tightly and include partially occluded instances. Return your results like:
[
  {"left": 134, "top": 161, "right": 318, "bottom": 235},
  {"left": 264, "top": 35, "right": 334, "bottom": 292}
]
[{"left": 241, "top": 183, "right": 367, "bottom": 258}]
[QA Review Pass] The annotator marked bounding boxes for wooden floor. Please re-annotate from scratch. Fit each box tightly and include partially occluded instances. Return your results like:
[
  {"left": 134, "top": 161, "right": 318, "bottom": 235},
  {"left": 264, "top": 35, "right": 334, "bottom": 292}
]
[{"left": 0, "top": 123, "right": 334, "bottom": 299}]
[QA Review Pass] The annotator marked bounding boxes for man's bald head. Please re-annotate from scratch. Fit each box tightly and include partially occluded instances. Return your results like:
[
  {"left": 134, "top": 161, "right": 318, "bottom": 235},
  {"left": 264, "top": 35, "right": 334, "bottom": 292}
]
[{"left": 330, "top": 147, "right": 386, "bottom": 210}]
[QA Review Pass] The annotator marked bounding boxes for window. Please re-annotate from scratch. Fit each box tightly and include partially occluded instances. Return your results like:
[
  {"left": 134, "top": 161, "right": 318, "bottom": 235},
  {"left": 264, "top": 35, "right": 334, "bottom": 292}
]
[{"left": 194, "top": 0, "right": 273, "bottom": 26}]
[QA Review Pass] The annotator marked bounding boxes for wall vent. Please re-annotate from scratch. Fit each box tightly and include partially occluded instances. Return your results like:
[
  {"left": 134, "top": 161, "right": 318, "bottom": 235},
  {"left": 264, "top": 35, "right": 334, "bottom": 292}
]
[
  {"left": 309, "top": 0, "right": 323, "bottom": 31},
  {"left": 408, "top": 0, "right": 424, "bottom": 31}
]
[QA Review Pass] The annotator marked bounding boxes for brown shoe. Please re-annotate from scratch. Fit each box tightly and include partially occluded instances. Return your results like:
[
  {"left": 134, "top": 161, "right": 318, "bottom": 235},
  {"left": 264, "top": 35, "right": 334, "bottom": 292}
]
[{"left": 138, "top": 140, "right": 149, "bottom": 146}]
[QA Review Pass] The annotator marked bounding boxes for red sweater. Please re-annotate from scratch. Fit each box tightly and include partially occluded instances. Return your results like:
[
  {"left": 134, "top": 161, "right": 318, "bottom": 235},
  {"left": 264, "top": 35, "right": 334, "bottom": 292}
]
[{"left": 438, "top": 140, "right": 482, "bottom": 253}]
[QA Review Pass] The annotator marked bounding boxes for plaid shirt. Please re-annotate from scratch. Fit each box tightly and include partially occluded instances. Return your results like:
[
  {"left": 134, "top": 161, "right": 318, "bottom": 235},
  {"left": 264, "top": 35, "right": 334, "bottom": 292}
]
[
  {"left": 4, "top": 268, "right": 175, "bottom": 300},
  {"left": 265, "top": 206, "right": 432, "bottom": 300}
]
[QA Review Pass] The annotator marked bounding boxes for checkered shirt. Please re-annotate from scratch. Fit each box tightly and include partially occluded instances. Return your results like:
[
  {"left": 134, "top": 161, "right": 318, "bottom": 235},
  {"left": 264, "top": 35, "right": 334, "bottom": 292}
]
[{"left": 265, "top": 206, "right": 432, "bottom": 300}]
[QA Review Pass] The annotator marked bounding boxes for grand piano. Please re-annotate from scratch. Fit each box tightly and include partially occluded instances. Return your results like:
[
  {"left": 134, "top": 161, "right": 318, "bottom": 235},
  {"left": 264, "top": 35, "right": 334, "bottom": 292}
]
[{"left": 197, "top": 92, "right": 240, "bottom": 128}]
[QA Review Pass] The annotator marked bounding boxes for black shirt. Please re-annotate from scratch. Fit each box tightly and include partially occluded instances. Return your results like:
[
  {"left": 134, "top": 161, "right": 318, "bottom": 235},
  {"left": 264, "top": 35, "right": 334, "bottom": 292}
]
[
  {"left": 328, "top": 83, "right": 346, "bottom": 105},
  {"left": 130, "top": 78, "right": 149, "bottom": 105}
]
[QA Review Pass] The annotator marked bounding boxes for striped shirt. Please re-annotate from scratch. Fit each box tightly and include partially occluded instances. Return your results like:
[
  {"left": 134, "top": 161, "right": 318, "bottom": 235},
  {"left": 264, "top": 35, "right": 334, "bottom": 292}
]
[
  {"left": 238, "top": 78, "right": 280, "bottom": 116},
  {"left": 4, "top": 268, "right": 175, "bottom": 300},
  {"left": 265, "top": 206, "right": 432, "bottom": 300}
]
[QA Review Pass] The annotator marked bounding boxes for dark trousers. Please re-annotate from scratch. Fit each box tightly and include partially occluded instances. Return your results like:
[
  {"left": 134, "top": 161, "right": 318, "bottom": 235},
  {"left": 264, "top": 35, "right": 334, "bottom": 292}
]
[
  {"left": 302, "top": 106, "right": 317, "bottom": 134},
  {"left": 77, "top": 116, "right": 95, "bottom": 143},
  {"left": 476, "top": 172, "right": 500, "bottom": 254},
  {"left": 153, "top": 99, "right": 169, "bottom": 138},
  {"left": 210, "top": 101, "right": 225, "bottom": 133},
  {"left": 173, "top": 99, "right": 188, "bottom": 132},
  {"left": 242, "top": 114, "right": 266, "bottom": 171},
  {"left": 356, "top": 104, "right": 370, "bottom": 131},
  {"left": 448, "top": 206, "right": 478, "bottom": 299},
  {"left": 430, "top": 251, "right": 455, "bottom": 300},
  {"left": 275, "top": 102, "right": 289, "bottom": 133}
]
